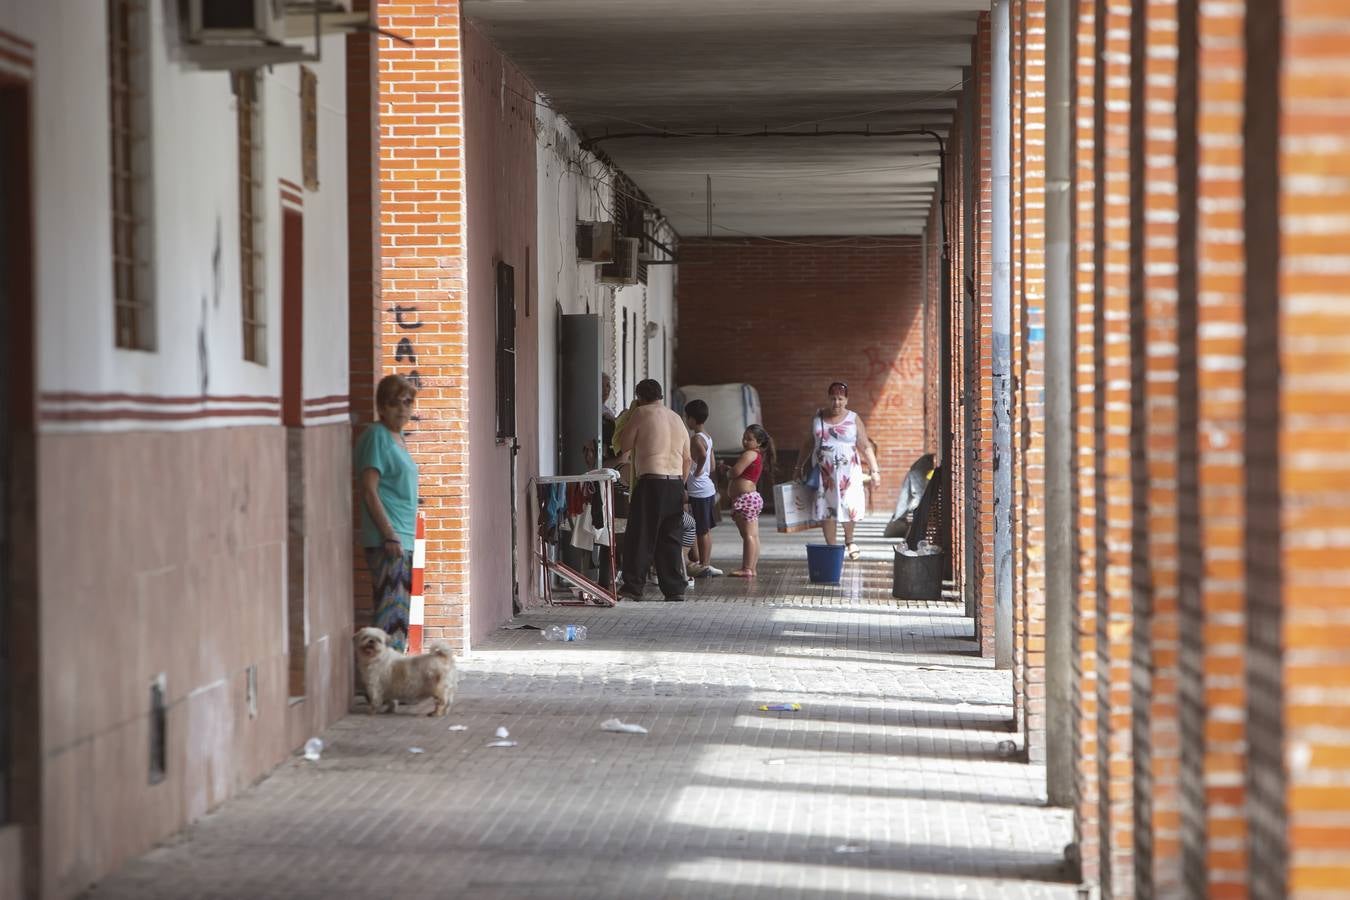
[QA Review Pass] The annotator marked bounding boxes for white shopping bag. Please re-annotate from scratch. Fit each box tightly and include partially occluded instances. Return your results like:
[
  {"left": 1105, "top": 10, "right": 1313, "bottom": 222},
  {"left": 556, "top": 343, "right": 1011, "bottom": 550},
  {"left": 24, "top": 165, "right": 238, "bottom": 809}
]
[{"left": 774, "top": 482, "right": 818, "bottom": 534}]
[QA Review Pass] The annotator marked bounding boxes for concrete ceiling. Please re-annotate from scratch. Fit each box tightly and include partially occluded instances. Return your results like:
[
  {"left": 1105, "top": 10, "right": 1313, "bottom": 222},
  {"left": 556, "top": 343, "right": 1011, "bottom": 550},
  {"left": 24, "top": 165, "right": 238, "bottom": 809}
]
[{"left": 463, "top": 0, "right": 987, "bottom": 237}]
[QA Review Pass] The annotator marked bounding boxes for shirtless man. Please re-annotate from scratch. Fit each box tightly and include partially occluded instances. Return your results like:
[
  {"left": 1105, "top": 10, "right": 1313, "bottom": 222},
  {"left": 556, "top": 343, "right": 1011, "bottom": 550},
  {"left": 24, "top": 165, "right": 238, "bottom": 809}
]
[{"left": 617, "top": 378, "right": 693, "bottom": 601}]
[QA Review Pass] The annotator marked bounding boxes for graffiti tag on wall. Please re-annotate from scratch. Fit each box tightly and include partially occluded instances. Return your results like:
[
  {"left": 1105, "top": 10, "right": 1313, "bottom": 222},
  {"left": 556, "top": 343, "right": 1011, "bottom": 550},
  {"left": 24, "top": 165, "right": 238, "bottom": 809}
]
[{"left": 392, "top": 304, "right": 423, "bottom": 429}]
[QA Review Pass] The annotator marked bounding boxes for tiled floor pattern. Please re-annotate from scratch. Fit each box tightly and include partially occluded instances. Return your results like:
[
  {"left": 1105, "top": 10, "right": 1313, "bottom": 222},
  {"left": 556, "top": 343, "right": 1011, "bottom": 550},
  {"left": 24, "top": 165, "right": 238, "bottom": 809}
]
[{"left": 85, "top": 519, "right": 1074, "bottom": 899}]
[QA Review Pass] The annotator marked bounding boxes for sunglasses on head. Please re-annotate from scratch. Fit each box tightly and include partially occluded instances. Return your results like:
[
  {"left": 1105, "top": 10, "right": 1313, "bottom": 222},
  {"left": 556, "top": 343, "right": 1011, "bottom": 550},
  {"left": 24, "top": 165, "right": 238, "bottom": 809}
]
[{"left": 828, "top": 381, "right": 849, "bottom": 395}]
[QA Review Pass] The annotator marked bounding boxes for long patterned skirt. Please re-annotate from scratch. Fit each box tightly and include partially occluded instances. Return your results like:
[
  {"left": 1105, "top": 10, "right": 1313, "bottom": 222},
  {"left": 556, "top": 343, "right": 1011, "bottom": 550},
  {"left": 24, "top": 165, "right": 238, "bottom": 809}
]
[{"left": 364, "top": 547, "right": 412, "bottom": 652}]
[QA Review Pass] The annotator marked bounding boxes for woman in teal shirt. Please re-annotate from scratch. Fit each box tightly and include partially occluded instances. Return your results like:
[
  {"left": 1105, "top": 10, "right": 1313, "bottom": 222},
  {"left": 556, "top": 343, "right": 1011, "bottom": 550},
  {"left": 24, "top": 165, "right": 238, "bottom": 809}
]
[{"left": 354, "top": 374, "right": 420, "bottom": 651}]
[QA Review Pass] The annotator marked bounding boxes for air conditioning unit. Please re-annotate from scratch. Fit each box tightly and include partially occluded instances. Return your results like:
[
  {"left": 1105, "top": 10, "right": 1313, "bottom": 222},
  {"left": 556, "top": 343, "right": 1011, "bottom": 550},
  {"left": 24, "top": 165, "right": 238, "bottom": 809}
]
[
  {"left": 576, "top": 221, "right": 616, "bottom": 263},
  {"left": 185, "top": 0, "right": 288, "bottom": 44},
  {"left": 283, "top": 1, "right": 366, "bottom": 38},
  {"left": 181, "top": 0, "right": 317, "bottom": 69},
  {"left": 600, "top": 238, "right": 640, "bottom": 286}
]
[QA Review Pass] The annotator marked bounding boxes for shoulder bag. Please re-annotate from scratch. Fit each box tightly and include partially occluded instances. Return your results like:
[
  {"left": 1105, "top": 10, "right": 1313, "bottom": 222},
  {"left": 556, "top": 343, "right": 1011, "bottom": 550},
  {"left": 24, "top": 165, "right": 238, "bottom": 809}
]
[{"left": 801, "top": 416, "right": 823, "bottom": 491}]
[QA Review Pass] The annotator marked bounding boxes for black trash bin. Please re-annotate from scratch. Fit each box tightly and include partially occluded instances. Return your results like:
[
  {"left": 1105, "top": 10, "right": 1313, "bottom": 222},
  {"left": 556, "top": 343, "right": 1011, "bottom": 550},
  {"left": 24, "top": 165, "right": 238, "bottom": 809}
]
[{"left": 893, "top": 548, "right": 943, "bottom": 601}]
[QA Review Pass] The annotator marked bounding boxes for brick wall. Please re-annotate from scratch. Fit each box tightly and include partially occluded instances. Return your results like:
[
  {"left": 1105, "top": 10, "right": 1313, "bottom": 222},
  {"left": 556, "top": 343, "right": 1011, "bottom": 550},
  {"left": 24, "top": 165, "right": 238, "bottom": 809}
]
[
  {"left": 376, "top": 1, "right": 471, "bottom": 650},
  {"left": 1277, "top": 2, "right": 1350, "bottom": 892},
  {"left": 949, "top": 2, "right": 1350, "bottom": 895},
  {"left": 674, "top": 238, "right": 928, "bottom": 488},
  {"left": 1014, "top": 0, "right": 1048, "bottom": 766},
  {"left": 1131, "top": 0, "right": 1184, "bottom": 894},
  {"left": 1178, "top": 1, "right": 1251, "bottom": 896},
  {"left": 1073, "top": 0, "right": 1102, "bottom": 884},
  {"left": 924, "top": 208, "right": 941, "bottom": 457},
  {"left": 1097, "top": 1, "right": 1137, "bottom": 894},
  {"left": 975, "top": 13, "right": 997, "bottom": 660},
  {"left": 1010, "top": 0, "right": 1026, "bottom": 744},
  {"left": 950, "top": 92, "right": 966, "bottom": 606}
]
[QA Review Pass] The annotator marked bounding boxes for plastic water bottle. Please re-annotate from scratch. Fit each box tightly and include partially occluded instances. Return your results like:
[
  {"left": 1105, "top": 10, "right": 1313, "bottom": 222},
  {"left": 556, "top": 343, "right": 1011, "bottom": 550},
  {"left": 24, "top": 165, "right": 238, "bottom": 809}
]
[
  {"left": 302, "top": 737, "right": 323, "bottom": 761},
  {"left": 542, "top": 624, "right": 587, "bottom": 642}
]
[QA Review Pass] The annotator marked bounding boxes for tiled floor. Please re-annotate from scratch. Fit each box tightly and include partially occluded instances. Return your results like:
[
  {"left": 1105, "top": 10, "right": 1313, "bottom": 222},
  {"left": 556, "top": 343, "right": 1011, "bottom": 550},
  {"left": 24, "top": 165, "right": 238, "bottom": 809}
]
[{"left": 85, "top": 518, "right": 1076, "bottom": 899}]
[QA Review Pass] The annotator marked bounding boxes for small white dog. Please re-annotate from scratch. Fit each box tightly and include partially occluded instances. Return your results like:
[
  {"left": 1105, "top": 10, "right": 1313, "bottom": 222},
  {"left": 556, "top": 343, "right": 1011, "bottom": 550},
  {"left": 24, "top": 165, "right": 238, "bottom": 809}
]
[{"left": 353, "top": 627, "right": 457, "bottom": 717}]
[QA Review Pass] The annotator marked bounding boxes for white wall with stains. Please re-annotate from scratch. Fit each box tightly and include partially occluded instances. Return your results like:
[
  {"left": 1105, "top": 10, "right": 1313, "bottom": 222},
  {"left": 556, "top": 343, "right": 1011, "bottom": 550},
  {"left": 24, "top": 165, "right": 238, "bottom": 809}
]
[
  {"left": 1, "top": 0, "right": 349, "bottom": 431},
  {"left": 534, "top": 103, "right": 679, "bottom": 476}
]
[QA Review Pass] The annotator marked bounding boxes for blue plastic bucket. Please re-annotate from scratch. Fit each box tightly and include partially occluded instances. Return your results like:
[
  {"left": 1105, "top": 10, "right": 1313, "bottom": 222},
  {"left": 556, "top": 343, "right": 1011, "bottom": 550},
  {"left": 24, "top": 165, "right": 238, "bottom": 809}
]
[{"left": 806, "top": 543, "right": 846, "bottom": 584}]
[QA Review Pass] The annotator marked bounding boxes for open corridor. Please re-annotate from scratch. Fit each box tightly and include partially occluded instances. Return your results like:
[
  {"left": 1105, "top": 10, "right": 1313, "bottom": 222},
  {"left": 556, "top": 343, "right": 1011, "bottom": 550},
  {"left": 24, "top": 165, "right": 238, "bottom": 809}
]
[{"left": 85, "top": 524, "right": 1074, "bottom": 900}]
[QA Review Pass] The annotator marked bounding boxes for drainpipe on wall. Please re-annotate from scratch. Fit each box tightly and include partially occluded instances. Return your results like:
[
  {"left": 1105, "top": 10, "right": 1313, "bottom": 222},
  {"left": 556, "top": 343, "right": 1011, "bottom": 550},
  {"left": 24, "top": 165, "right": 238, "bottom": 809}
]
[
  {"left": 992, "top": 0, "right": 1014, "bottom": 669},
  {"left": 1044, "top": 0, "right": 1075, "bottom": 807}
]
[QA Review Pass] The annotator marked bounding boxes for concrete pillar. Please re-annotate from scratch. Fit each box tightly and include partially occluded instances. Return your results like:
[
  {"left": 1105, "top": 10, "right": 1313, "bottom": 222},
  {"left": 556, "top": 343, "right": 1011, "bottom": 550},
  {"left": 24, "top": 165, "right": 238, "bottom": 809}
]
[{"left": 1043, "top": 0, "right": 1075, "bottom": 809}]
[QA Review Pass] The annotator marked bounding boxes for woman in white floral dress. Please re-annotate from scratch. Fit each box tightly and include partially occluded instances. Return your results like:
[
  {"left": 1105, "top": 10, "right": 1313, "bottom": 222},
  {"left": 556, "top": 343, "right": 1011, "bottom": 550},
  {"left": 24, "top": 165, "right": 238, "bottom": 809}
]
[{"left": 795, "top": 381, "right": 882, "bottom": 559}]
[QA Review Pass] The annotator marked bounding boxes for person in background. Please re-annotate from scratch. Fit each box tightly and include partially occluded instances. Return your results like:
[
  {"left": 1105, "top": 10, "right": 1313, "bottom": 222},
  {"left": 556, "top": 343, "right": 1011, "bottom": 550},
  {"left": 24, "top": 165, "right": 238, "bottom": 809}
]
[
  {"left": 355, "top": 374, "right": 419, "bottom": 652},
  {"left": 795, "top": 380, "right": 881, "bottom": 561},
  {"left": 617, "top": 379, "right": 693, "bottom": 601},
  {"left": 596, "top": 372, "right": 624, "bottom": 587},
  {"left": 683, "top": 399, "right": 724, "bottom": 578},
  {"left": 722, "top": 424, "right": 776, "bottom": 578}
]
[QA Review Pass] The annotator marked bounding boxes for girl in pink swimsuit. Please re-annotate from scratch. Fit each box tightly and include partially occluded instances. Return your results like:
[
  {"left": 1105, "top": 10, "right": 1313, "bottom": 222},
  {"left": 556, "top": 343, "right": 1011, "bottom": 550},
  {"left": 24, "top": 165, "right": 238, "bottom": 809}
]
[{"left": 724, "top": 424, "right": 776, "bottom": 577}]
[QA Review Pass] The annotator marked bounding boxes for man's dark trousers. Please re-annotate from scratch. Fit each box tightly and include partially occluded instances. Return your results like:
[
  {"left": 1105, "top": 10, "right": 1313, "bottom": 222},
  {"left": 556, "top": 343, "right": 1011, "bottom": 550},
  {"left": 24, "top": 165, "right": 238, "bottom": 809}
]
[{"left": 621, "top": 475, "right": 686, "bottom": 598}]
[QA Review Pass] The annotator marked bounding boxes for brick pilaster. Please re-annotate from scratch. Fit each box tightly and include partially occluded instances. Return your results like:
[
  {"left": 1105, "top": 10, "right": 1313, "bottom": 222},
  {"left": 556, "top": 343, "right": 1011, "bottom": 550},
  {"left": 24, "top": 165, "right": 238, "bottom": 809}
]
[
  {"left": 1014, "top": 0, "right": 1049, "bottom": 765},
  {"left": 376, "top": 2, "right": 471, "bottom": 649},
  {"left": 1277, "top": 3, "right": 1350, "bottom": 892},
  {"left": 1097, "top": 0, "right": 1137, "bottom": 894},
  {"left": 1130, "top": 0, "right": 1184, "bottom": 895},
  {"left": 1176, "top": 2, "right": 1251, "bottom": 895},
  {"left": 1009, "top": 0, "right": 1026, "bottom": 740},
  {"left": 1072, "top": 0, "right": 1102, "bottom": 884},
  {"left": 975, "top": 13, "right": 997, "bottom": 660}
]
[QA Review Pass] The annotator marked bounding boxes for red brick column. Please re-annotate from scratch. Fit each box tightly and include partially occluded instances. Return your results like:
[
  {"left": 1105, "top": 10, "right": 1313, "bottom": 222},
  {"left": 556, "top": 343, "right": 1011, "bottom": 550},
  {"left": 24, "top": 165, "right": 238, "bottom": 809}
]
[
  {"left": 1009, "top": 0, "right": 1026, "bottom": 739},
  {"left": 1072, "top": 0, "right": 1102, "bottom": 884},
  {"left": 1130, "top": 0, "right": 1184, "bottom": 893},
  {"left": 1176, "top": 2, "right": 1250, "bottom": 895},
  {"left": 1097, "top": 0, "right": 1137, "bottom": 893},
  {"left": 1013, "top": 0, "right": 1049, "bottom": 765},
  {"left": 377, "top": 2, "right": 471, "bottom": 649},
  {"left": 949, "top": 97, "right": 966, "bottom": 606},
  {"left": 975, "top": 13, "right": 997, "bottom": 659},
  {"left": 1273, "top": 1, "right": 1350, "bottom": 893}
]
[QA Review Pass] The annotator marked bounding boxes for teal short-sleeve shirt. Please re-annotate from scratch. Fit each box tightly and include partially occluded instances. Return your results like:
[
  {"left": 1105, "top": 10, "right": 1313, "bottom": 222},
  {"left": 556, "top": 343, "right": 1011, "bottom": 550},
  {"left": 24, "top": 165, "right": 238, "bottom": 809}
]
[{"left": 354, "top": 424, "right": 419, "bottom": 549}]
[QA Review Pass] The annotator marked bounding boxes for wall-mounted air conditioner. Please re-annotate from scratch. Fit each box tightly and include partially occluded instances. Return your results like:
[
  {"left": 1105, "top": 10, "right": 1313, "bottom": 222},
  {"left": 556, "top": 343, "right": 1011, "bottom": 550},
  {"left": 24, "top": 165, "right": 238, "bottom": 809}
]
[
  {"left": 600, "top": 238, "right": 640, "bottom": 286},
  {"left": 576, "top": 221, "right": 616, "bottom": 263},
  {"left": 283, "top": 0, "right": 365, "bottom": 38},
  {"left": 185, "top": 0, "right": 288, "bottom": 44},
  {"left": 181, "top": 0, "right": 318, "bottom": 69}
]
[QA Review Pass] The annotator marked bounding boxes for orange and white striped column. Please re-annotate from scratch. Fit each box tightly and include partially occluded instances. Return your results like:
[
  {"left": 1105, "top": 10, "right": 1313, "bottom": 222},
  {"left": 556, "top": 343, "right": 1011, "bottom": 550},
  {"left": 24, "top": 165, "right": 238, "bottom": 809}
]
[{"left": 407, "top": 512, "right": 426, "bottom": 654}]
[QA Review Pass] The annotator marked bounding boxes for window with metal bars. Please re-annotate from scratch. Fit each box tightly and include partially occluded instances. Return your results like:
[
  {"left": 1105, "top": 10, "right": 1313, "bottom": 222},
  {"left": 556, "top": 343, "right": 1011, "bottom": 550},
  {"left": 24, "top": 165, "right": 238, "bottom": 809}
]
[
  {"left": 234, "top": 70, "right": 266, "bottom": 363},
  {"left": 108, "top": 0, "right": 154, "bottom": 350}
]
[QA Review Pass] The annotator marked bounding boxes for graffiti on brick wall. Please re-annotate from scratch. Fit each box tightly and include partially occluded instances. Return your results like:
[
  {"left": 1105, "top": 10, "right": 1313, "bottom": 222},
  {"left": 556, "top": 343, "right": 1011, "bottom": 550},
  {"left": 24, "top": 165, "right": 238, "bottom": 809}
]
[
  {"left": 392, "top": 304, "right": 423, "bottom": 429},
  {"left": 860, "top": 343, "right": 925, "bottom": 412}
]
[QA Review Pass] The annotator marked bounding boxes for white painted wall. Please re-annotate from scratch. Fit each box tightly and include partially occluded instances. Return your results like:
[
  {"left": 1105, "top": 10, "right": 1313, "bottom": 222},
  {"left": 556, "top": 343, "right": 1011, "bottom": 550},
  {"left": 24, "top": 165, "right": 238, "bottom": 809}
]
[
  {"left": 1, "top": 1, "right": 348, "bottom": 430},
  {"left": 534, "top": 102, "right": 679, "bottom": 474}
]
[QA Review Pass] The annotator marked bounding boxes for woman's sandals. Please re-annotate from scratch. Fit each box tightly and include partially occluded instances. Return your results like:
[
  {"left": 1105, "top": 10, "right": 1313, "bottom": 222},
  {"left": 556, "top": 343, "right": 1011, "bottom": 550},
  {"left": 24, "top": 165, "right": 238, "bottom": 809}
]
[{"left": 845, "top": 543, "right": 862, "bottom": 561}]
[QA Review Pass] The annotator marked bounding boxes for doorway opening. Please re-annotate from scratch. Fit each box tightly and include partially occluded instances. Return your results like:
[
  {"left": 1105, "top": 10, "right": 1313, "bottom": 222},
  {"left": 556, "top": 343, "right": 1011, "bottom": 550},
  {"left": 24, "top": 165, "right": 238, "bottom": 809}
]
[{"left": 1, "top": 71, "right": 38, "bottom": 870}]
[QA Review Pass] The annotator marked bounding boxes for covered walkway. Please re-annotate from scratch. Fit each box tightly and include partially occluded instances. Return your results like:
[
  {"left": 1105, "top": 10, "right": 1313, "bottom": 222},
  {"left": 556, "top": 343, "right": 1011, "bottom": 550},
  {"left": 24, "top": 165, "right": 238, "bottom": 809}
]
[{"left": 86, "top": 524, "right": 1073, "bottom": 899}]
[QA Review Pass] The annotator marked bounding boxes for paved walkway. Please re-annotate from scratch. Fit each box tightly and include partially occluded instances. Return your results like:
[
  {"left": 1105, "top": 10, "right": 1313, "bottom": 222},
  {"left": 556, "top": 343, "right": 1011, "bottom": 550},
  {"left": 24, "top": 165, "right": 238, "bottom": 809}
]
[{"left": 86, "top": 519, "right": 1075, "bottom": 899}]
